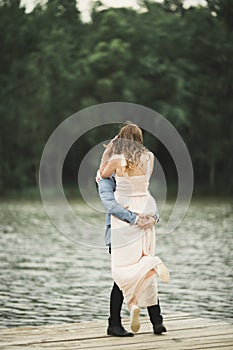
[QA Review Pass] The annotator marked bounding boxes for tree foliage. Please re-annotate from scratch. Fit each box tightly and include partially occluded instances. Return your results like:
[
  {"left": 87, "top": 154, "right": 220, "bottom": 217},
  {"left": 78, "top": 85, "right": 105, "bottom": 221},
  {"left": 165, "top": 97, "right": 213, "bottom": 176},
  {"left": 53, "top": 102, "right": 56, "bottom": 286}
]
[{"left": 0, "top": 0, "right": 232, "bottom": 194}]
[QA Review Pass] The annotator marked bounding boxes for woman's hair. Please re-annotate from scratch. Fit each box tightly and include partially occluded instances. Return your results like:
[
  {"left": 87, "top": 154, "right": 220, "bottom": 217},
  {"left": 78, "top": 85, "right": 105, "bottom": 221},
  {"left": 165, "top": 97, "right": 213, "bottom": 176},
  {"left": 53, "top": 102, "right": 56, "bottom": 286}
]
[{"left": 108, "top": 123, "right": 146, "bottom": 170}]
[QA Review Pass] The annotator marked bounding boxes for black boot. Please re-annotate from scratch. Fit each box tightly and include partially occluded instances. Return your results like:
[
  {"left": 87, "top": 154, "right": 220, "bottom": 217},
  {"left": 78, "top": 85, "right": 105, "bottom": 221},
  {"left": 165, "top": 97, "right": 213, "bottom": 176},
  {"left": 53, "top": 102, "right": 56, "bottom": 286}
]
[
  {"left": 107, "top": 325, "right": 134, "bottom": 337},
  {"left": 107, "top": 283, "right": 134, "bottom": 337},
  {"left": 147, "top": 300, "right": 167, "bottom": 335},
  {"left": 153, "top": 323, "right": 167, "bottom": 335}
]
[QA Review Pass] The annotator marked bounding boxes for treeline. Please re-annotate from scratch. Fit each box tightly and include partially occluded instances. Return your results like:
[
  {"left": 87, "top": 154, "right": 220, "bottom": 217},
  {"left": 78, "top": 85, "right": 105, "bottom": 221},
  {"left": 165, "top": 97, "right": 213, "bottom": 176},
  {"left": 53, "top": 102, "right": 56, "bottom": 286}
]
[{"left": 0, "top": 0, "right": 232, "bottom": 195}]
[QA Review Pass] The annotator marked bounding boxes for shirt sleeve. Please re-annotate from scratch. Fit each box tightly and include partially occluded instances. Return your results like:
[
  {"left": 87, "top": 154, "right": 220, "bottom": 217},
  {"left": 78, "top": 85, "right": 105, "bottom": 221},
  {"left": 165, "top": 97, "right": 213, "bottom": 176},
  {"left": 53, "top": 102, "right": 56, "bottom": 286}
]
[{"left": 98, "top": 176, "right": 137, "bottom": 225}]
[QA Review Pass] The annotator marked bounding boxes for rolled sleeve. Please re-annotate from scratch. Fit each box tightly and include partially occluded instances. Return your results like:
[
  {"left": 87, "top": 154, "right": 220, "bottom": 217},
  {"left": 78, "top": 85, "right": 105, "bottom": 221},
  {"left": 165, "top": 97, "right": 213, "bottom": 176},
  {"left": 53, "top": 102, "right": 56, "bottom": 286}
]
[{"left": 98, "top": 177, "right": 137, "bottom": 225}]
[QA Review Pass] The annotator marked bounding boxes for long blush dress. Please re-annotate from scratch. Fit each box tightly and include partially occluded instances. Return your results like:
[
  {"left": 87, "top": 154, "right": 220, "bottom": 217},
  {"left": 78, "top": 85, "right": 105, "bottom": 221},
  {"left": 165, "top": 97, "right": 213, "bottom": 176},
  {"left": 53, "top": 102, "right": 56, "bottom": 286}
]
[{"left": 111, "top": 152, "right": 163, "bottom": 308}]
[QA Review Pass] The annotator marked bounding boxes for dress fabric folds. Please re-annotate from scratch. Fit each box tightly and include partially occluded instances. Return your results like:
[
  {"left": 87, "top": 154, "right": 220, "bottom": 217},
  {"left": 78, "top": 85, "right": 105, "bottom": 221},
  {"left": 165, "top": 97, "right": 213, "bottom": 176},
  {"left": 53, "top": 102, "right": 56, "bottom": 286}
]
[{"left": 110, "top": 153, "right": 161, "bottom": 307}]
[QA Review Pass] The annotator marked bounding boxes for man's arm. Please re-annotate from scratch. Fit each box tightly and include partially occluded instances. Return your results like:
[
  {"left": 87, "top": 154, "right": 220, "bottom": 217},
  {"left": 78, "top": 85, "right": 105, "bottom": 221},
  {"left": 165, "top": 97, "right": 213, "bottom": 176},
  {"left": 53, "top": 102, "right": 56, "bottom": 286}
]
[{"left": 98, "top": 176, "right": 138, "bottom": 225}]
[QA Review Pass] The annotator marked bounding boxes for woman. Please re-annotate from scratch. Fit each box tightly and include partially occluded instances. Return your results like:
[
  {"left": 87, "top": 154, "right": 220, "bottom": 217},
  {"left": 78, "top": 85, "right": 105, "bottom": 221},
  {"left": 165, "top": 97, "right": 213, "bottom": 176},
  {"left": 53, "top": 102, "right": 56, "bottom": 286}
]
[{"left": 100, "top": 123, "right": 169, "bottom": 333}]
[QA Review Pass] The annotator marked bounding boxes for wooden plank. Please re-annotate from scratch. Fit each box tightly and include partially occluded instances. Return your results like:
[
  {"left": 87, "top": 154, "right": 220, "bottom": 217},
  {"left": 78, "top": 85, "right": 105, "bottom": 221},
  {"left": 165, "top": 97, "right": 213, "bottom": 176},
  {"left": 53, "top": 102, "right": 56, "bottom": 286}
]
[
  {"left": 0, "top": 313, "right": 190, "bottom": 336},
  {"left": 0, "top": 315, "right": 186, "bottom": 338},
  {"left": 15, "top": 326, "right": 233, "bottom": 349},
  {"left": 0, "top": 317, "right": 230, "bottom": 347},
  {"left": 1, "top": 322, "right": 232, "bottom": 347},
  {"left": 0, "top": 313, "right": 191, "bottom": 339},
  {"left": 2, "top": 334, "right": 233, "bottom": 350},
  {"left": 0, "top": 315, "right": 232, "bottom": 350}
]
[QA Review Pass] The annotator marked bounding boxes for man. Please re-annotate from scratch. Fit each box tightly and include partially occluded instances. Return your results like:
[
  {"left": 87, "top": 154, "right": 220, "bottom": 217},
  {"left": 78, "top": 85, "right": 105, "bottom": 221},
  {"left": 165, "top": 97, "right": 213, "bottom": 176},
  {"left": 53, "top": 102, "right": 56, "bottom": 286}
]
[{"left": 97, "top": 174, "right": 167, "bottom": 337}]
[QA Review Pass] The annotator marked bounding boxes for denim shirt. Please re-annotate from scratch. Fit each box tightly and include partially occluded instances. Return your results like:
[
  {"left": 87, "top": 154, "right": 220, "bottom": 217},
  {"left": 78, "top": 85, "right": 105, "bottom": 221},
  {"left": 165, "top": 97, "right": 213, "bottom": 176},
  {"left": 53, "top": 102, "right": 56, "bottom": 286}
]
[
  {"left": 98, "top": 175, "right": 160, "bottom": 246},
  {"left": 98, "top": 176, "right": 137, "bottom": 246}
]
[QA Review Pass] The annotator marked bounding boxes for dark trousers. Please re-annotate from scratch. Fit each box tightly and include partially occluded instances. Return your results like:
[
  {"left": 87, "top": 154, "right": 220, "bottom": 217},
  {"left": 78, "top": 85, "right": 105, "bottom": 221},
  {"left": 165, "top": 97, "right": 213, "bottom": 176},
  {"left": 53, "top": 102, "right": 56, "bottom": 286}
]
[{"left": 108, "top": 282, "right": 163, "bottom": 327}]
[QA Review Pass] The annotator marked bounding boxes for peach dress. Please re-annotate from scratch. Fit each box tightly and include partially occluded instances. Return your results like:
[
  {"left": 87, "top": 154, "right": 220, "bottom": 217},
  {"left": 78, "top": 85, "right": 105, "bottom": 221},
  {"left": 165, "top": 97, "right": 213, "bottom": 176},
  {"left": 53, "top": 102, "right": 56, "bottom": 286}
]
[{"left": 111, "top": 152, "right": 162, "bottom": 307}]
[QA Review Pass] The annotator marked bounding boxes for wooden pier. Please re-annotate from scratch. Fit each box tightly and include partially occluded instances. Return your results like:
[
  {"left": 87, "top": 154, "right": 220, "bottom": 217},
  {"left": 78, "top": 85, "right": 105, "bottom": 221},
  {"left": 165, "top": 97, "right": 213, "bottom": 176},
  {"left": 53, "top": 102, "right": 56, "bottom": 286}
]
[{"left": 0, "top": 314, "right": 232, "bottom": 350}]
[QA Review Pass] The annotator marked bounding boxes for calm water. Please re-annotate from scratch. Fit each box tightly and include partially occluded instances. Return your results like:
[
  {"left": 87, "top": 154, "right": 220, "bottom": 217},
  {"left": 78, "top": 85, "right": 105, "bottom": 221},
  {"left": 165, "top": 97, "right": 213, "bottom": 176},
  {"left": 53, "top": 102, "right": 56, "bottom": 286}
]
[{"left": 0, "top": 198, "right": 232, "bottom": 328}]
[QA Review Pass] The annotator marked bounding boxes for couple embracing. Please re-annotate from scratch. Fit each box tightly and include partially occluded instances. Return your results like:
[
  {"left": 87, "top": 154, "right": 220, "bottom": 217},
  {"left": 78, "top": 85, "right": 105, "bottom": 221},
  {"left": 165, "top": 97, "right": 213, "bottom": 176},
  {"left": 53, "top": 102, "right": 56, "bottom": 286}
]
[{"left": 96, "top": 122, "right": 169, "bottom": 337}]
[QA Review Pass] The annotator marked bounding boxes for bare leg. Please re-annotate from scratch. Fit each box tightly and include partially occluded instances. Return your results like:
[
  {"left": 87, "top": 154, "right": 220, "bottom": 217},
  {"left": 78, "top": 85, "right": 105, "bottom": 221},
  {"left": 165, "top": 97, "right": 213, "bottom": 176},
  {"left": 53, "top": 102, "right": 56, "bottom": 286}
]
[{"left": 146, "top": 269, "right": 156, "bottom": 279}]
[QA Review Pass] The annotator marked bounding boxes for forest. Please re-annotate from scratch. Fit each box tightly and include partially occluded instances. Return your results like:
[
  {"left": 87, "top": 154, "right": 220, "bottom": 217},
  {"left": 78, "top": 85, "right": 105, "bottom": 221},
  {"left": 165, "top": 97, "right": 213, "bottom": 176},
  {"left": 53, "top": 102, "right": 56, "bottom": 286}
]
[{"left": 0, "top": 0, "right": 232, "bottom": 196}]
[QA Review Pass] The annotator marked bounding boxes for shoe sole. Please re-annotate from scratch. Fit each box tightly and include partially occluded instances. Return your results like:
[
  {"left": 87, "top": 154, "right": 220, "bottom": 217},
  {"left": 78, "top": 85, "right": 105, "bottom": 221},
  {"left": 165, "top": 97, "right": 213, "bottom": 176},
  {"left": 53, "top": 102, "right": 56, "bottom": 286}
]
[{"left": 130, "top": 306, "right": 140, "bottom": 333}]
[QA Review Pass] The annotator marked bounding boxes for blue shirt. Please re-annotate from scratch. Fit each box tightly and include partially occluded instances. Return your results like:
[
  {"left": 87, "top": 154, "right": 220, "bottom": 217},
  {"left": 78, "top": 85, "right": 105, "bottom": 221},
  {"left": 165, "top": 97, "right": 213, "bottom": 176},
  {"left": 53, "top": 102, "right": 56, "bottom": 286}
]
[{"left": 98, "top": 176, "right": 137, "bottom": 246}]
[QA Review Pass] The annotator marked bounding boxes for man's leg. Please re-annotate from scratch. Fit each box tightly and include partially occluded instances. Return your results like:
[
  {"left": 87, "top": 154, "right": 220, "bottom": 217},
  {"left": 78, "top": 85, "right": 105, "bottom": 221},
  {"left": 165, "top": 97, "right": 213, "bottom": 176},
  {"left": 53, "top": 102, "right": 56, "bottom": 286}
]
[
  {"left": 108, "top": 282, "right": 123, "bottom": 327},
  {"left": 147, "top": 299, "right": 167, "bottom": 335},
  {"left": 107, "top": 282, "right": 134, "bottom": 337}
]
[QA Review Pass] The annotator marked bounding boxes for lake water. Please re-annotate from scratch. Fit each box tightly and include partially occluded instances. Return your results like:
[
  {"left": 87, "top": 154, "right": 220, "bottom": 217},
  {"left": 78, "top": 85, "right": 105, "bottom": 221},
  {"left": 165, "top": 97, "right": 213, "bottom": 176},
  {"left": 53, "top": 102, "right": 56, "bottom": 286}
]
[{"left": 0, "top": 198, "right": 232, "bottom": 328}]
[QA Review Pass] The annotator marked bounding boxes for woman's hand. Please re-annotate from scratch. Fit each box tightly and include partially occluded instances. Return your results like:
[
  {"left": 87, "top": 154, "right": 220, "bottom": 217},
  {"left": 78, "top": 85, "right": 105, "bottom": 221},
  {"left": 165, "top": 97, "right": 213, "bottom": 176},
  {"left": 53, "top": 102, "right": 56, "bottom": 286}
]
[
  {"left": 100, "top": 135, "right": 118, "bottom": 168},
  {"left": 99, "top": 135, "right": 120, "bottom": 177}
]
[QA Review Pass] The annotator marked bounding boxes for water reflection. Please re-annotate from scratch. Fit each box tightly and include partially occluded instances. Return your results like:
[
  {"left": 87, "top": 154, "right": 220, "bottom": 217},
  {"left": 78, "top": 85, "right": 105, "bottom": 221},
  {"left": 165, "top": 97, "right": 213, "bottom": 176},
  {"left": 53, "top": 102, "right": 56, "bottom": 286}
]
[{"left": 0, "top": 199, "right": 232, "bottom": 327}]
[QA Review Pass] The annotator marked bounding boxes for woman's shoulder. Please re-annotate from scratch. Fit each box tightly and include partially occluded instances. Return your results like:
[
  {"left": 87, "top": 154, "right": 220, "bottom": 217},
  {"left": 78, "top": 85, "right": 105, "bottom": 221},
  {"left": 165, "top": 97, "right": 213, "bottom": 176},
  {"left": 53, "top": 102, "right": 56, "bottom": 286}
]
[
  {"left": 143, "top": 150, "right": 154, "bottom": 160},
  {"left": 147, "top": 150, "right": 154, "bottom": 157}
]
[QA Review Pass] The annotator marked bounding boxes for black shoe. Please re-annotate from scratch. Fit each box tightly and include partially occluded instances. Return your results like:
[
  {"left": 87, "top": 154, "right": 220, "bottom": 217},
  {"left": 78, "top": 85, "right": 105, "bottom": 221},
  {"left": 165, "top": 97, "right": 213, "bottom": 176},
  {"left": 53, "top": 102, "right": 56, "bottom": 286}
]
[
  {"left": 107, "top": 325, "right": 134, "bottom": 337},
  {"left": 153, "top": 323, "right": 167, "bottom": 335}
]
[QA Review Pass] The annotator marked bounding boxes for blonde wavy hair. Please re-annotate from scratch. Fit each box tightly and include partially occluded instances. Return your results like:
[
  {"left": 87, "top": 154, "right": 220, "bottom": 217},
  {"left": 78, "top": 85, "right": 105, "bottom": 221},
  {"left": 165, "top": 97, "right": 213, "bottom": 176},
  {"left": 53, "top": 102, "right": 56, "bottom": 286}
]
[{"left": 108, "top": 123, "right": 146, "bottom": 170}]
